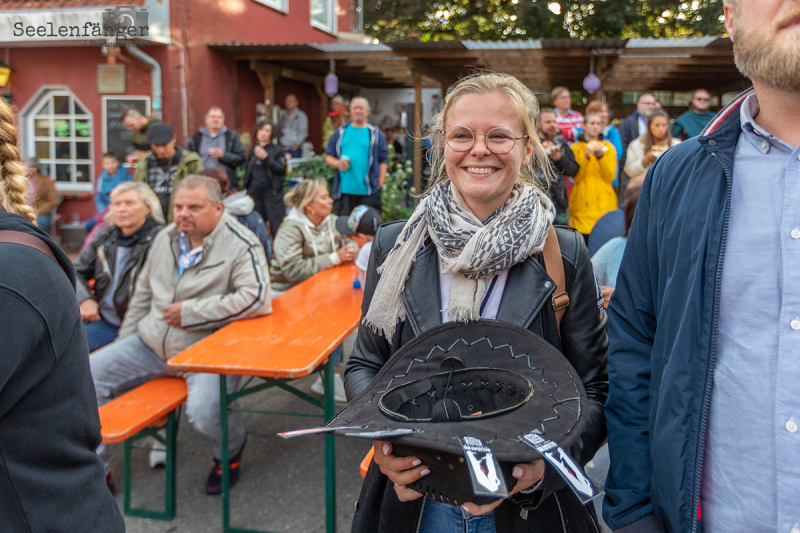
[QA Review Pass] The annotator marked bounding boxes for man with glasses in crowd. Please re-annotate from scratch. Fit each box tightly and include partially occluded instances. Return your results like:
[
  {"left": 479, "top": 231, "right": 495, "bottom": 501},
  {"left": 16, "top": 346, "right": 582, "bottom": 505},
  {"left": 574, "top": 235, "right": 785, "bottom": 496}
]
[
  {"left": 618, "top": 93, "right": 658, "bottom": 193},
  {"left": 325, "top": 97, "right": 388, "bottom": 215},
  {"left": 673, "top": 89, "right": 716, "bottom": 141}
]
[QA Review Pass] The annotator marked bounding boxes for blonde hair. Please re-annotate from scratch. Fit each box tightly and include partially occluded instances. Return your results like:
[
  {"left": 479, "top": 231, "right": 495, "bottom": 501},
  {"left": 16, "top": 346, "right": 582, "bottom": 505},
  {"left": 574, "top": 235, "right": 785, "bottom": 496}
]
[
  {"left": 0, "top": 100, "right": 35, "bottom": 223},
  {"left": 585, "top": 100, "right": 609, "bottom": 116},
  {"left": 425, "top": 71, "right": 553, "bottom": 194},
  {"left": 104, "top": 181, "right": 165, "bottom": 225},
  {"left": 284, "top": 178, "right": 327, "bottom": 213}
]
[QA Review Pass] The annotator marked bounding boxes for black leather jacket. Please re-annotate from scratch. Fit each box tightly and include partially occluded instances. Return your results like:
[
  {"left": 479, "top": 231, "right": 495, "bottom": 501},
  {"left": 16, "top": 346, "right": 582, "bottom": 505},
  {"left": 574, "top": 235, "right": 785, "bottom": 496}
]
[
  {"left": 243, "top": 143, "right": 287, "bottom": 195},
  {"left": 345, "top": 221, "right": 608, "bottom": 533},
  {"left": 74, "top": 219, "right": 162, "bottom": 321}
]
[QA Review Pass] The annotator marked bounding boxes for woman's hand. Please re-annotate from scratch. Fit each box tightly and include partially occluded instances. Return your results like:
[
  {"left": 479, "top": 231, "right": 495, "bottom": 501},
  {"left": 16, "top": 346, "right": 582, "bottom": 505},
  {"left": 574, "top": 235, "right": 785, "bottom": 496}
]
[
  {"left": 373, "top": 441, "right": 429, "bottom": 501},
  {"left": 254, "top": 146, "right": 268, "bottom": 160},
  {"left": 461, "top": 459, "right": 546, "bottom": 516},
  {"left": 337, "top": 245, "right": 357, "bottom": 263},
  {"left": 600, "top": 286, "right": 614, "bottom": 309},
  {"left": 337, "top": 158, "right": 350, "bottom": 171},
  {"left": 79, "top": 299, "right": 100, "bottom": 322},
  {"left": 645, "top": 151, "right": 658, "bottom": 164}
]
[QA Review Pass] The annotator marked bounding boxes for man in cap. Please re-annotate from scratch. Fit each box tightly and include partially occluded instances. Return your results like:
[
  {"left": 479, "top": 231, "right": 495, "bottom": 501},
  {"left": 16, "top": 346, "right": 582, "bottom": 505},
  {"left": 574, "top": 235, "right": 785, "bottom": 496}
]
[
  {"left": 335, "top": 204, "right": 384, "bottom": 288},
  {"left": 134, "top": 122, "right": 203, "bottom": 222}
]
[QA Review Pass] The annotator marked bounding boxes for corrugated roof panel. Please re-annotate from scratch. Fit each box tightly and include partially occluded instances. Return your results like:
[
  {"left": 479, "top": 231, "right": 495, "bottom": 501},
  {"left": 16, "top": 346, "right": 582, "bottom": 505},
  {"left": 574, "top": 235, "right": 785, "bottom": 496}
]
[
  {"left": 626, "top": 36, "right": 720, "bottom": 48},
  {"left": 542, "top": 38, "right": 628, "bottom": 48},
  {"left": 208, "top": 43, "right": 322, "bottom": 52},
  {"left": 311, "top": 43, "right": 392, "bottom": 52},
  {"left": 387, "top": 40, "right": 468, "bottom": 50},
  {"left": 462, "top": 40, "right": 542, "bottom": 50}
]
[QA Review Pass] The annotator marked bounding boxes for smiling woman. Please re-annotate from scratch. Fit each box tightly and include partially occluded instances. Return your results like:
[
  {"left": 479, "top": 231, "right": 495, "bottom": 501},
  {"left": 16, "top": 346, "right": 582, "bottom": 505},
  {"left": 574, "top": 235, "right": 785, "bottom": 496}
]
[{"left": 345, "top": 72, "right": 608, "bottom": 533}]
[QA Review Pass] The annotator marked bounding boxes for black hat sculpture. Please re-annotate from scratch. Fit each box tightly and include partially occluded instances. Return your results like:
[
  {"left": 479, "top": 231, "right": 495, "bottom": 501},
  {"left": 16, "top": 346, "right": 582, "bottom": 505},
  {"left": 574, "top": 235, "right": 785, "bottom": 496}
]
[{"left": 282, "top": 320, "right": 590, "bottom": 505}]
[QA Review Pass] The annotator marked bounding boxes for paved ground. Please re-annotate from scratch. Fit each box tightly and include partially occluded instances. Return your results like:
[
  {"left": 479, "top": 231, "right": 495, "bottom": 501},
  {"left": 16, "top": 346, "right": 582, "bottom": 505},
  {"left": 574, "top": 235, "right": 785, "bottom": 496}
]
[{"left": 109, "top": 334, "right": 372, "bottom": 533}]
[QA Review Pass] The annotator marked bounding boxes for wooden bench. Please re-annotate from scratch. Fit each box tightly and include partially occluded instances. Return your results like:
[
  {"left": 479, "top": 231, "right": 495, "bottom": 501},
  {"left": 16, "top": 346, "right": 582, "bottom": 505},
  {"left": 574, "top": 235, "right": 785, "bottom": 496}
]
[{"left": 99, "top": 376, "right": 188, "bottom": 520}]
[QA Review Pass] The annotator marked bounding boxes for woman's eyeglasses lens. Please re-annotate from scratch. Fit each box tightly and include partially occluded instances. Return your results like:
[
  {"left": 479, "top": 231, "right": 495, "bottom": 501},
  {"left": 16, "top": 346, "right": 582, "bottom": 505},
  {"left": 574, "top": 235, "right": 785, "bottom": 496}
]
[{"left": 444, "top": 126, "right": 519, "bottom": 154}]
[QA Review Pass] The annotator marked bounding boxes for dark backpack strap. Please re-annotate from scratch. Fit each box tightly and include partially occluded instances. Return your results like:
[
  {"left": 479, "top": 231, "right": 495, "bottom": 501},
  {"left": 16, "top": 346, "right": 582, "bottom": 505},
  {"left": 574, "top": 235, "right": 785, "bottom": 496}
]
[
  {"left": 0, "top": 230, "right": 59, "bottom": 265},
  {"left": 542, "top": 225, "right": 570, "bottom": 337}
]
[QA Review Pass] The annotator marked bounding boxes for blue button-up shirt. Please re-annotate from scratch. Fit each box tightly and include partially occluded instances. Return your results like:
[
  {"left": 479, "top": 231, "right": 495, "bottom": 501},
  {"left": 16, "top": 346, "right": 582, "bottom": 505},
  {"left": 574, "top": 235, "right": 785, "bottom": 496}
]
[{"left": 700, "top": 93, "right": 800, "bottom": 533}]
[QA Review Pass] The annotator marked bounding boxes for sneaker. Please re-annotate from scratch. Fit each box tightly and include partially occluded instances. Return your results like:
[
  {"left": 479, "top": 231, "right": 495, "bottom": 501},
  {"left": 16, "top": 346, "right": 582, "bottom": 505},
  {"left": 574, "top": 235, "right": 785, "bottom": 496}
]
[
  {"left": 205, "top": 442, "right": 245, "bottom": 495},
  {"left": 106, "top": 470, "right": 117, "bottom": 497},
  {"left": 333, "top": 373, "right": 347, "bottom": 404},
  {"left": 149, "top": 442, "right": 167, "bottom": 468},
  {"left": 310, "top": 375, "right": 325, "bottom": 396},
  {"left": 310, "top": 374, "right": 347, "bottom": 403}
]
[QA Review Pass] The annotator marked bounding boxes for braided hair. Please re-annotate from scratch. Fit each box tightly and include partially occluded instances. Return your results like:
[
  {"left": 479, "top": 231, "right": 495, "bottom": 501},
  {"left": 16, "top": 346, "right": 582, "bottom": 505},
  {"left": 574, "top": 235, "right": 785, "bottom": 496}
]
[{"left": 0, "top": 99, "right": 35, "bottom": 223}]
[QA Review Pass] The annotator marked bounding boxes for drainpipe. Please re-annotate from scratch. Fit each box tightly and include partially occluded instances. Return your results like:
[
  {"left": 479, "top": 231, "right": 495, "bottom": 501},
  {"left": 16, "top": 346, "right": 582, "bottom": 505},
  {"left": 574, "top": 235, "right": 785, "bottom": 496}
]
[
  {"left": 126, "top": 45, "right": 163, "bottom": 120},
  {"left": 168, "top": 40, "right": 189, "bottom": 140}
]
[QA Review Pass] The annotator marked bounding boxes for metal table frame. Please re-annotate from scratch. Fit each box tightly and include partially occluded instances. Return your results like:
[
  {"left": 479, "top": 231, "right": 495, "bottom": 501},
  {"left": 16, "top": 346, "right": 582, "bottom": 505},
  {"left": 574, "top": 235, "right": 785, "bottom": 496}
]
[{"left": 217, "top": 357, "right": 337, "bottom": 533}]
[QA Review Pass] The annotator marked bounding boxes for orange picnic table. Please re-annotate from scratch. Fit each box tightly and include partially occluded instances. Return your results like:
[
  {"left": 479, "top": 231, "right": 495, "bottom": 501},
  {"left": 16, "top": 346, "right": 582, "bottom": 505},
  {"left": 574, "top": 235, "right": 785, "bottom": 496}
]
[{"left": 168, "top": 265, "right": 363, "bottom": 533}]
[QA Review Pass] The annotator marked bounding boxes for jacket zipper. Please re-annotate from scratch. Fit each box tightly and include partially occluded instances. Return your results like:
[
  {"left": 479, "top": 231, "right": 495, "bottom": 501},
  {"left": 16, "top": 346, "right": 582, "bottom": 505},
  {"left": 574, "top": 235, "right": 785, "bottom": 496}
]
[
  {"left": 690, "top": 152, "right": 732, "bottom": 533},
  {"left": 414, "top": 498, "right": 426, "bottom": 533},
  {"left": 554, "top": 492, "right": 567, "bottom": 533},
  {"left": 96, "top": 246, "right": 113, "bottom": 302},
  {"left": 163, "top": 247, "right": 186, "bottom": 356},
  {"left": 402, "top": 296, "right": 420, "bottom": 337}
]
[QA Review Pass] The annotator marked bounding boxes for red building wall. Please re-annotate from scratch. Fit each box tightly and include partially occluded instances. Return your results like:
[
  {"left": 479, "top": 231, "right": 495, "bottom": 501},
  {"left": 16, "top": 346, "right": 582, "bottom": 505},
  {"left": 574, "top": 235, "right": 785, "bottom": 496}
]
[
  {"left": 170, "top": 0, "right": 341, "bottom": 140},
  {"left": 6, "top": 45, "right": 157, "bottom": 221},
  {"left": 5, "top": 0, "right": 355, "bottom": 224}
]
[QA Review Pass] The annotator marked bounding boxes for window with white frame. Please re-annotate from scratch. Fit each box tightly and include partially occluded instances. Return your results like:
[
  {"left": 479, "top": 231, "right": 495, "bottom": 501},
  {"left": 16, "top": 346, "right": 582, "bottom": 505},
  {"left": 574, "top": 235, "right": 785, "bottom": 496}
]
[
  {"left": 28, "top": 89, "right": 93, "bottom": 191},
  {"left": 311, "top": 0, "right": 336, "bottom": 33},
  {"left": 253, "top": 0, "right": 287, "bottom": 13}
]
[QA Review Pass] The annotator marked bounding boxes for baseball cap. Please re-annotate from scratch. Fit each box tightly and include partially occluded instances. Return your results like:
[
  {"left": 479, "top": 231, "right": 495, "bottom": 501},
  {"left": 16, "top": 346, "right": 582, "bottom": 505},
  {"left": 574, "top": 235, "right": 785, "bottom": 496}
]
[
  {"left": 335, "top": 205, "right": 384, "bottom": 236},
  {"left": 147, "top": 122, "right": 175, "bottom": 145}
]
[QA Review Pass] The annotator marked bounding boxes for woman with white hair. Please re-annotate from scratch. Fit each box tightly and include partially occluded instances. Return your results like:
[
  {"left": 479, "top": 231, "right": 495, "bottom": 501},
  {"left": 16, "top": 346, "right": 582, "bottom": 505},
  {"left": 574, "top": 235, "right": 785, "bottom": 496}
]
[
  {"left": 345, "top": 72, "right": 607, "bottom": 532},
  {"left": 74, "top": 181, "right": 164, "bottom": 351}
]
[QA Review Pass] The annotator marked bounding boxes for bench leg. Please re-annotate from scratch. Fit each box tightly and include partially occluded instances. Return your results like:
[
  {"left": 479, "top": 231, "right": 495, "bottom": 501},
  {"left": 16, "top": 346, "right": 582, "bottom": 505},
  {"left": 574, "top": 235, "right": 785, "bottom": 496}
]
[
  {"left": 220, "top": 375, "right": 232, "bottom": 533},
  {"left": 123, "top": 409, "right": 179, "bottom": 520},
  {"left": 324, "top": 357, "right": 337, "bottom": 533}
]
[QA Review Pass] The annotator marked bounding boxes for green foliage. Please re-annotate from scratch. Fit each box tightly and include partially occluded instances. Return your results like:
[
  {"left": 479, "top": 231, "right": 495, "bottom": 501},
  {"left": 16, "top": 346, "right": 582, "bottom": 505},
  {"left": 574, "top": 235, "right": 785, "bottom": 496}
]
[
  {"left": 291, "top": 153, "right": 415, "bottom": 222},
  {"left": 363, "top": 0, "right": 726, "bottom": 42},
  {"left": 290, "top": 156, "right": 335, "bottom": 194},
  {"left": 382, "top": 158, "right": 416, "bottom": 222}
]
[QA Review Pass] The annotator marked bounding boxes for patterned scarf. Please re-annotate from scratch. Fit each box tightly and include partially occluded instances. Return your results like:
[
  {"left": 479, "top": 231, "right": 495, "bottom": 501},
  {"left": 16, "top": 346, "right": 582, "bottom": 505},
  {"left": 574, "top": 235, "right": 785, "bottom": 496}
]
[{"left": 364, "top": 180, "right": 555, "bottom": 339}]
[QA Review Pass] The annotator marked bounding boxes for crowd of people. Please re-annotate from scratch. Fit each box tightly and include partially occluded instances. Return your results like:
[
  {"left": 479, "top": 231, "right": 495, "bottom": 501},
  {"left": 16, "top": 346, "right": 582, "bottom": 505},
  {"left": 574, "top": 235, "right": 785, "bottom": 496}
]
[{"left": 2, "top": 0, "right": 797, "bottom": 530}]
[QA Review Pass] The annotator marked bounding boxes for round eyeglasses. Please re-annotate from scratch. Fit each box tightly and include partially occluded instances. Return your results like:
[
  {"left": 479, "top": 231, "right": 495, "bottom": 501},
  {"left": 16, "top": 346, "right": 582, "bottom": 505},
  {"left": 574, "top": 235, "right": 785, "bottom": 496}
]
[{"left": 441, "top": 126, "right": 528, "bottom": 155}]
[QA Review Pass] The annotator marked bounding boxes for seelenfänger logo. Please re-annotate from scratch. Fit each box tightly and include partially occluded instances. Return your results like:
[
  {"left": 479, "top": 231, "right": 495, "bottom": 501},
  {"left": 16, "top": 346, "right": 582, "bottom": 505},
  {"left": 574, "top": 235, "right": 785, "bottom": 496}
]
[{"left": 13, "top": 5, "right": 149, "bottom": 40}]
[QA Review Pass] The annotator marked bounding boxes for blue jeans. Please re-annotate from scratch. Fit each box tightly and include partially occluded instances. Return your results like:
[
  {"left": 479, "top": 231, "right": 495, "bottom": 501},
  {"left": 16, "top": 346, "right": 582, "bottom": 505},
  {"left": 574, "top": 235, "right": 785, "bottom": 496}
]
[
  {"left": 331, "top": 343, "right": 342, "bottom": 366},
  {"left": 418, "top": 499, "right": 496, "bottom": 533},
  {"left": 84, "top": 318, "right": 119, "bottom": 353},
  {"left": 284, "top": 148, "right": 302, "bottom": 159}
]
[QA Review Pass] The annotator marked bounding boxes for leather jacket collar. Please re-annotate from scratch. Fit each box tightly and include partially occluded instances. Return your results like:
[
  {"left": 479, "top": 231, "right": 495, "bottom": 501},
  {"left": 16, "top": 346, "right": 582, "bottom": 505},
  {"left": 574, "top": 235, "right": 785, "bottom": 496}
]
[{"left": 401, "top": 239, "right": 556, "bottom": 334}]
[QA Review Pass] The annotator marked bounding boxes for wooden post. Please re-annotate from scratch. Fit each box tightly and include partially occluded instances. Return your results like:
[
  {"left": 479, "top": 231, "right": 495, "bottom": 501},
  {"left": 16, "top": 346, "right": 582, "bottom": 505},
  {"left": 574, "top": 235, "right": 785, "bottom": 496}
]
[
  {"left": 413, "top": 71, "right": 423, "bottom": 196},
  {"left": 252, "top": 62, "right": 276, "bottom": 118},
  {"left": 316, "top": 84, "right": 327, "bottom": 153}
]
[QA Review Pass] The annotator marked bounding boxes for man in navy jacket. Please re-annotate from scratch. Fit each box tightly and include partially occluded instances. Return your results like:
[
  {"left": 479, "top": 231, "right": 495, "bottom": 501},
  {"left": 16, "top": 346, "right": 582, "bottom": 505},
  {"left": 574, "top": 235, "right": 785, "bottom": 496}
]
[
  {"left": 604, "top": 1, "right": 800, "bottom": 531},
  {"left": 324, "top": 97, "right": 388, "bottom": 215}
]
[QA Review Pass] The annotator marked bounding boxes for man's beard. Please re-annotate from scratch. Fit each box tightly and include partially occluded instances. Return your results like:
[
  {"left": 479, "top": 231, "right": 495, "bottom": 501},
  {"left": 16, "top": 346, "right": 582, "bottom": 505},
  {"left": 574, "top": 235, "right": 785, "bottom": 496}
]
[{"left": 733, "top": 16, "right": 800, "bottom": 92}]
